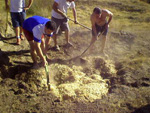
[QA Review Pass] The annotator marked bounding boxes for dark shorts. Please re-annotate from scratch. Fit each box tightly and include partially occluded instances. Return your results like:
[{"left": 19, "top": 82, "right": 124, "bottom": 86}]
[
  {"left": 10, "top": 12, "right": 26, "bottom": 28},
  {"left": 23, "top": 29, "right": 33, "bottom": 41},
  {"left": 23, "top": 29, "right": 44, "bottom": 42},
  {"left": 92, "top": 23, "right": 108, "bottom": 36},
  {"left": 51, "top": 16, "right": 69, "bottom": 35}
]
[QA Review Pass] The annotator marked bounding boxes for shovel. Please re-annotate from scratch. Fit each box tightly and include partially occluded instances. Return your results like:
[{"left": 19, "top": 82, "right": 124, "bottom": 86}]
[
  {"left": 45, "top": 64, "right": 51, "bottom": 91},
  {"left": 44, "top": 56, "right": 51, "bottom": 91},
  {"left": 68, "top": 18, "right": 92, "bottom": 31},
  {"left": 80, "top": 31, "right": 105, "bottom": 57},
  {"left": 5, "top": 10, "right": 9, "bottom": 38}
]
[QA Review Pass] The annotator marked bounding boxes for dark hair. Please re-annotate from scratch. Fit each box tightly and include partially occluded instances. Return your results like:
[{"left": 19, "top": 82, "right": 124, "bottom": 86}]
[
  {"left": 45, "top": 21, "right": 56, "bottom": 31},
  {"left": 93, "top": 7, "right": 101, "bottom": 14}
]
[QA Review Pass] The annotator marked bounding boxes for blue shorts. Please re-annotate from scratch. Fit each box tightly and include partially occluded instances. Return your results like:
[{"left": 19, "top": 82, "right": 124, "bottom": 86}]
[
  {"left": 10, "top": 12, "right": 26, "bottom": 28},
  {"left": 92, "top": 23, "right": 108, "bottom": 36}
]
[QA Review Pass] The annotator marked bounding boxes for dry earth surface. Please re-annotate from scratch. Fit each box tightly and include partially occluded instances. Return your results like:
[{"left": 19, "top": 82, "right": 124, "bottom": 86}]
[{"left": 0, "top": 0, "right": 150, "bottom": 113}]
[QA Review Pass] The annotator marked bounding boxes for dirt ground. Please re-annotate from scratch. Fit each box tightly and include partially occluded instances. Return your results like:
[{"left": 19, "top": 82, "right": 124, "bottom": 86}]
[
  {"left": 1, "top": 0, "right": 150, "bottom": 111},
  {"left": 0, "top": 21, "right": 150, "bottom": 113}
]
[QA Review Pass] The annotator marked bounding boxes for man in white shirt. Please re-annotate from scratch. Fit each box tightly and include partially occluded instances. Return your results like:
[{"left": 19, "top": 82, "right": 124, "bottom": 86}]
[
  {"left": 51, "top": 0, "right": 78, "bottom": 51},
  {"left": 5, "top": 0, "right": 33, "bottom": 45}
]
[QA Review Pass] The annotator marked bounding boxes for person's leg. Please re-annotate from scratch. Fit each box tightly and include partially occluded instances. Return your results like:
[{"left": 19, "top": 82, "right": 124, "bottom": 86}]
[
  {"left": 20, "top": 27, "right": 25, "bottom": 40},
  {"left": 15, "top": 26, "right": 21, "bottom": 45},
  {"left": 100, "top": 24, "right": 108, "bottom": 53},
  {"left": 10, "top": 12, "right": 21, "bottom": 45},
  {"left": 52, "top": 33, "right": 60, "bottom": 51},
  {"left": 51, "top": 17, "right": 60, "bottom": 50},
  {"left": 100, "top": 35, "right": 107, "bottom": 53},
  {"left": 88, "top": 28, "right": 99, "bottom": 53},
  {"left": 19, "top": 12, "right": 26, "bottom": 40},
  {"left": 89, "top": 35, "right": 97, "bottom": 53},
  {"left": 23, "top": 28, "right": 38, "bottom": 67},
  {"left": 65, "top": 29, "right": 69, "bottom": 44},
  {"left": 53, "top": 34, "right": 58, "bottom": 47},
  {"left": 90, "top": 35, "right": 97, "bottom": 45},
  {"left": 28, "top": 40, "right": 38, "bottom": 65},
  {"left": 62, "top": 19, "right": 73, "bottom": 46},
  {"left": 100, "top": 35, "right": 108, "bottom": 59}
]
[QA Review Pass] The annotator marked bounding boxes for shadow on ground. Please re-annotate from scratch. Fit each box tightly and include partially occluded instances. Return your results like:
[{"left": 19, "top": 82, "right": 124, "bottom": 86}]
[{"left": 132, "top": 104, "right": 150, "bottom": 113}]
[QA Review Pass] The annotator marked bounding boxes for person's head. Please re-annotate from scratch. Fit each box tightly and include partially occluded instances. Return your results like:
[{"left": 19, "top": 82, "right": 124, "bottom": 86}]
[
  {"left": 93, "top": 7, "right": 101, "bottom": 15},
  {"left": 44, "top": 21, "right": 56, "bottom": 37},
  {"left": 93, "top": 7, "right": 101, "bottom": 18}
]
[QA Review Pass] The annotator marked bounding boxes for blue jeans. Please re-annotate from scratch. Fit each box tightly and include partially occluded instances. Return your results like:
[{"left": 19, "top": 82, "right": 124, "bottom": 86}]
[{"left": 10, "top": 12, "right": 26, "bottom": 28}]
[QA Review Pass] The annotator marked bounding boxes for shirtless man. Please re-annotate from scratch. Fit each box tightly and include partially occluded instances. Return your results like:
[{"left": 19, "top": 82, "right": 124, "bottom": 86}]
[{"left": 90, "top": 7, "right": 113, "bottom": 54}]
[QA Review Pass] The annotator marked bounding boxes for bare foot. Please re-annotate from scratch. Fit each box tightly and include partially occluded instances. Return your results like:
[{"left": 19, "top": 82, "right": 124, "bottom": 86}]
[
  {"left": 20, "top": 34, "right": 25, "bottom": 40},
  {"left": 65, "top": 42, "right": 74, "bottom": 48},
  {"left": 16, "top": 38, "right": 21, "bottom": 45},
  {"left": 53, "top": 45, "right": 60, "bottom": 51}
]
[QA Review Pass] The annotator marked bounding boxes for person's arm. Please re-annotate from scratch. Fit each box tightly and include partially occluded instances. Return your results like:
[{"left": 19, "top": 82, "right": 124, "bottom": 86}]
[
  {"left": 52, "top": 1, "right": 67, "bottom": 18},
  {"left": 34, "top": 42, "right": 47, "bottom": 66},
  {"left": 44, "top": 36, "right": 51, "bottom": 60},
  {"left": 44, "top": 36, "right": 51, "bottom": 55},
  {"left": 106, "top": 9, "right": 113, "bottom": 25},
  {"left": 24, "top": 0, "right": 33, "bottom": 10},
  {"left": 91, "top": 15, "right": 97, "bottom": 37},
  {"left": 72, "top": 7, "right": 78, "bottom": 24},
  {"left": 104, "top": 9, "right": 113, "bottom": 29}
]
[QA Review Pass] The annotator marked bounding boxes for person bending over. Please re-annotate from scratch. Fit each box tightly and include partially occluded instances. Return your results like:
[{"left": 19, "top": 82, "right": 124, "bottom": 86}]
[
  {"left": 90, "top": 7, "right": 113, "bottom": 54},
  {"left": 23, "top": 16, "right": 56, "bottom": 68}
]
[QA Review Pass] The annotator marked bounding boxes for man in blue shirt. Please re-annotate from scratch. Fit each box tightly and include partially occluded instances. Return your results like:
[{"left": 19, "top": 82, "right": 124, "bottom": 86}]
[{"left": 23, "top": 16, "right": 56, "bottom": 68}]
